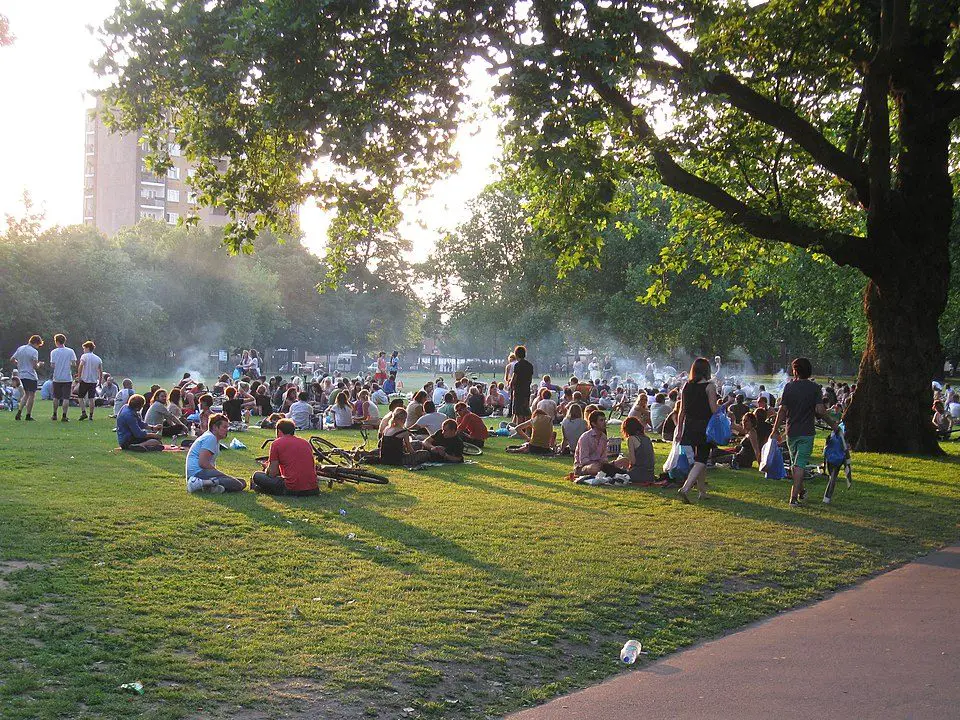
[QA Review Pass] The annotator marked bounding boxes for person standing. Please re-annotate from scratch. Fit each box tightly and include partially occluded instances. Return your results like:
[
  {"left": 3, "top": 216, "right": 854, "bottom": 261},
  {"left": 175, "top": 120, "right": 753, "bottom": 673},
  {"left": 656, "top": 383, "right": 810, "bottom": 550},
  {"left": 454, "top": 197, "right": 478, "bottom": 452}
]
[
  {"left": 677, "top": 357, "right": 719, "bottom": 503},
  {"left": 76, "top": 340, "right": 103, "bottom": 421},
  {"left": 375, "top": 351, "right": 388, "bottom": 384},
  {"left": 772, "top": 357, "right": 839, "bottom": 507},
  {"left": 49, "top": 334, "right": 77, "bottom": 422},
  {"left": 510, "top": 345, "right": 534, "bottom": 424},
  {"left": 11, "top": 334, "right": 43, "bottom": 421},
  {"left": 389, "top": 350, "right": 400, "bottom": 376}
]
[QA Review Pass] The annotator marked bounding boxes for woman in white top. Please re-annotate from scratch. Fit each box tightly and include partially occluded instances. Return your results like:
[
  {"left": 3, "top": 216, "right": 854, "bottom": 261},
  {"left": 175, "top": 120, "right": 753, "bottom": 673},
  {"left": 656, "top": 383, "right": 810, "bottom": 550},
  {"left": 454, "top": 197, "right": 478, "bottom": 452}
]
[
  {"left": 329, "top": 391, "right": 356, "bottom": 429},
  {"left": 354, "top": 389, "right": 380, "bottom": 428}
]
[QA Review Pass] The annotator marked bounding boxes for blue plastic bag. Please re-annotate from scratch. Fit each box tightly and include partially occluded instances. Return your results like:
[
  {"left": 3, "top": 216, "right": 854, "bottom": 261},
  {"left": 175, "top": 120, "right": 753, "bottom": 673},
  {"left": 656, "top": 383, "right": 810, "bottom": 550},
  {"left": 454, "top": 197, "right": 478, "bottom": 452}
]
[
  {"left": 759, "top": 436, "right": 786, "bottom": 480},
  {"left": 824, "top": 431, "right": 846, "bottom": 466},
  {"left": 663, "top": 441, "right": 692, "bottom": 481},
  {"left": 232, "top": 367, "right": 242, "bottom": 381},
  {"left": 706, "top": 409, "right": 732, "bottom": 445}
]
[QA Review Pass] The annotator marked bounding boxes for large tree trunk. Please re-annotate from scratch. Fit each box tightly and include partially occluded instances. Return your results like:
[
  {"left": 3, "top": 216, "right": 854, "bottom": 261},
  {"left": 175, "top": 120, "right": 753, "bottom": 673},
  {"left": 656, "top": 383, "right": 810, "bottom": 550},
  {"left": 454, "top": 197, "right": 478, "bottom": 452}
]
[
  {"left": 843, "top": 44, "right": 953, "bottom": 455},
  {"left": 843, "top": 277, "right": 947, "bottom": 454}
]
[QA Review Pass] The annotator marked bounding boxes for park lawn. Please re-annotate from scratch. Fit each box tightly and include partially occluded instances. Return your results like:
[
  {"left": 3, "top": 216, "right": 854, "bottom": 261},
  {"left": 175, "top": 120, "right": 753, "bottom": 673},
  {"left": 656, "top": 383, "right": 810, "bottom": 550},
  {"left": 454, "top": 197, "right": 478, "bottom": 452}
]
[{"left": 1, "top": 402, "right": 959, "bottom": 719}]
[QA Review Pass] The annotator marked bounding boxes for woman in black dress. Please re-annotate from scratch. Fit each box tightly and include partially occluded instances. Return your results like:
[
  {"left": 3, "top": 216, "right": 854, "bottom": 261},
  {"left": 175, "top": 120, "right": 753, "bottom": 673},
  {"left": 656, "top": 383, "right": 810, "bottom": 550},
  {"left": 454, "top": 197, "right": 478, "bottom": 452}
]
[{"left": 677, "top": 357, "right": 718, "bottom": 503}]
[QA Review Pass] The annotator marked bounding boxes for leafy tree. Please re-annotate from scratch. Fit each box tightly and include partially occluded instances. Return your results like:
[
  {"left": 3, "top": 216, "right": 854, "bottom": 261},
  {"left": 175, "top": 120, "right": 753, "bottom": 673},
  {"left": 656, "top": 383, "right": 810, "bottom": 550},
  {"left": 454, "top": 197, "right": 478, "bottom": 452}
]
[{"left": 96, "top": 0, "right": 960, "bottom": 452}]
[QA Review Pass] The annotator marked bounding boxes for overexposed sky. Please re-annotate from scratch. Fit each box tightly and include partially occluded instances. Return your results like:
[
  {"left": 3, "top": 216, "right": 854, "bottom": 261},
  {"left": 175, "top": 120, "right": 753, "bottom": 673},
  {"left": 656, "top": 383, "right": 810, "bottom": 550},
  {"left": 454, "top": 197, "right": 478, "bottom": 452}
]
[{"left": 0, "top": 2, "right": 500, "bottom": 260}]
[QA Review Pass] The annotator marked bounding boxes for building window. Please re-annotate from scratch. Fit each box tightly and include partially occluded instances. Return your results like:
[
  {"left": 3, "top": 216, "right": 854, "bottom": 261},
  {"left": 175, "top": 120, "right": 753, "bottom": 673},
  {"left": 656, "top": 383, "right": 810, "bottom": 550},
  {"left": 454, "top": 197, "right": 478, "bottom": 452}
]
[
  {"left": 167, "top": 189, "right": 180, "bottom": 203},
  {"left": 168, "top": 142, "right": 182, "bottom": 157},
  {"left": 167, "top": 166, "right": 181, "bottom": 180},
  {"left": 140, "top": 209, "right": 163, "bottom": 220},
  {"left": 187, "top": 191, "right": 197, "bottom": 204},
  {"left": 166, "top": 212, "right": 179, "bottom": 224}
]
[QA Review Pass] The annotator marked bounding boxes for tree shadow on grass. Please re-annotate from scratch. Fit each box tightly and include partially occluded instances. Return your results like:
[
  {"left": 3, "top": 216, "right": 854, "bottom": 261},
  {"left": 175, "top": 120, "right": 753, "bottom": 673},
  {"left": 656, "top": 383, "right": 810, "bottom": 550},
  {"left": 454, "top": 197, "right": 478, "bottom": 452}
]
[
  {"left": 428, "top": 466, "right": 610, "bottom": 516},
  {"left": 212, "top": 492, "right": 530, "bottom": 588},
  {"left": 693, "top": 488, "right": 957, "bottom": 550}
]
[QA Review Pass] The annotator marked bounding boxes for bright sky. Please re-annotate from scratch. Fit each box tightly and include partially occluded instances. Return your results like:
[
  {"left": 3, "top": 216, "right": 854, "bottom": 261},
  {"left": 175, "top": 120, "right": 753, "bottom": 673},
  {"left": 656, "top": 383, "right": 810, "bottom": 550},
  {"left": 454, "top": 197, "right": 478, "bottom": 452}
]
[{"left": 0, "top": 2, "right": 500, "bottom": 261}]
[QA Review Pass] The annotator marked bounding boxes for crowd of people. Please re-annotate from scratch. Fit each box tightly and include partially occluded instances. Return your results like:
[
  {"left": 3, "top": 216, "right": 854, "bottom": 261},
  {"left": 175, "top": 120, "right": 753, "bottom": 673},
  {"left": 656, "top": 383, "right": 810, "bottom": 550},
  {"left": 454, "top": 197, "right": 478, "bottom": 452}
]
[{"left": 5, "top": 332, "right": 955, "bottom": 505}]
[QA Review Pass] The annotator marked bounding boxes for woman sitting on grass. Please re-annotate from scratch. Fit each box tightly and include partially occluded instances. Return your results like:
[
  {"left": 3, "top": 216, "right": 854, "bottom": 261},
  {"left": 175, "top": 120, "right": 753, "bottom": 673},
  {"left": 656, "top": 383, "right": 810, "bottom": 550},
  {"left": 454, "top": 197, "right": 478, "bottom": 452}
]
[
  {"left": 371, "top": 408, "right": 431, "bottom": 467},
  {"left": 560, "top": 403, "right": 588, "bottom": 455},
  {"left": 711, "top": 411, "right": 763, "bottom": 469},
  {"left": 353, "top": 389, "right": 380, "bottom": 429},
  {"left": 628, "top": 392, "right": 651, "bottom": 429},
  {"left": 485, "top": 383, "right": 504, "bottom": 415},
  {"left": 932, "top": 400, "right": 953, "bottom": 440},
  {"left": 330, "top": 390, "right": 357, "bottom": 429},
  {"left": 613, "top": 416, "right": 655, "bottom": 483}
]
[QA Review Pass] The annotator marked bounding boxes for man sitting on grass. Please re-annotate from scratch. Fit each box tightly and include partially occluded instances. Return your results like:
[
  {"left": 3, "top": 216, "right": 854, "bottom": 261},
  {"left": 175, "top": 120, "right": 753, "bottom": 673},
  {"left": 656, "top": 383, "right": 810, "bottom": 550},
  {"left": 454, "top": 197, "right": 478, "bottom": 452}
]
[
  {"left": 454, "top": 402, "right": 489, "bottom": 447},
  {"left": 116, "top": 394, "right": 163, "bottom": 451},
  {"left": 251, "top": 419, "right": 319, "bottom": 496},
  {"left": 507, "top": 408, "right": 556, "bottom": 454},
  {"left": 573, "top": 409, "right": 619, "bottom": 477},
  {"left": 423, "top": 419, "right": 465, "bottom": 463},
  {"left": 185, "top": 413, "right": 246, "bottom": 493}
]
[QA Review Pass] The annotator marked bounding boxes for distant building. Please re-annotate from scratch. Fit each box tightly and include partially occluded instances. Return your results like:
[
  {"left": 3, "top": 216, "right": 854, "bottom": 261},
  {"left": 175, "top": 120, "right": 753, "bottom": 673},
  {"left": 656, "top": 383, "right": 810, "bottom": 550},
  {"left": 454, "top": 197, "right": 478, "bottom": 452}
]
[{"left": 82, "top": 99, "right": 230, "bottom": 236}]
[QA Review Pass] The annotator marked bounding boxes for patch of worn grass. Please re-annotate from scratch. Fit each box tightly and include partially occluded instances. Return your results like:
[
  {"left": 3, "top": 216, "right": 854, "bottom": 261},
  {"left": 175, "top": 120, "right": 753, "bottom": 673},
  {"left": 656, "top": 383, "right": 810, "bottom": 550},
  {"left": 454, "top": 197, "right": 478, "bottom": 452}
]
[{"left": 0, "top": 397, "right": 958, "bottom": 719}]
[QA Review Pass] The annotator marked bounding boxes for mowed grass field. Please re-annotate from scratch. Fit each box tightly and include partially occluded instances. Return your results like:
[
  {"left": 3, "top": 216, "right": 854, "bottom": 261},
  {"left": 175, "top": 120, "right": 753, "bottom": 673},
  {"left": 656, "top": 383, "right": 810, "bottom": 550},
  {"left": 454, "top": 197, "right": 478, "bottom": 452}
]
[{"left": 1, "top": 391, "right": 959, "bottom": 719}]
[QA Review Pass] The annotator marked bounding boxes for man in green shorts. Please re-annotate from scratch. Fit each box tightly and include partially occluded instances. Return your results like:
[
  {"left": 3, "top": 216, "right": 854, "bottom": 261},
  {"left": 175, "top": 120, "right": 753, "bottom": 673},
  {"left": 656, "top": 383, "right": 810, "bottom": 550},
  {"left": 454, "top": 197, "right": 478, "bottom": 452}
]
[{"left": 772, "top": 357, "right": 839, "bottom": 507}]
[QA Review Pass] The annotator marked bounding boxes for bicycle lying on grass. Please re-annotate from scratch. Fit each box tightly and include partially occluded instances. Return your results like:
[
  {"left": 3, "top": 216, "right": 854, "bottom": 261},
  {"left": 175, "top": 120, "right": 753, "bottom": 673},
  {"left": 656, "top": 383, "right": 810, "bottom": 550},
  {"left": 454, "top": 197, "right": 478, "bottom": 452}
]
[{"left": 256, "top": 433, "right": 389, "bottom": 488}]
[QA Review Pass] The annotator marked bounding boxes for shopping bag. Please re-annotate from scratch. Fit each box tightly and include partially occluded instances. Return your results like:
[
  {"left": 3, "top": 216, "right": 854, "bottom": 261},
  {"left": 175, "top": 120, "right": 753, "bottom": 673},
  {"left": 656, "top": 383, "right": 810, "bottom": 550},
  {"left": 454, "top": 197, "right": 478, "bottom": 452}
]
[{"left": 759, "top": 436, "right": 786, "bottom": 479}]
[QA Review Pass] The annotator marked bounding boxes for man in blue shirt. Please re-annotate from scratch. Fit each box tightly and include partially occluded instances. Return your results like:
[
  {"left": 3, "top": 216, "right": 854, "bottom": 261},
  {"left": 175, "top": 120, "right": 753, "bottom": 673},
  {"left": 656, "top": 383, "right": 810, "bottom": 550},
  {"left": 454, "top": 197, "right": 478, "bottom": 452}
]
[
  {"left": 185, "top": 413, "right": 246, "bottom": 493},
  {"left": 116, "top": 395, "right": 162, "bottom": 451},
  {"left": 383, "top": 372, "right": 397, "bottom": 395}
]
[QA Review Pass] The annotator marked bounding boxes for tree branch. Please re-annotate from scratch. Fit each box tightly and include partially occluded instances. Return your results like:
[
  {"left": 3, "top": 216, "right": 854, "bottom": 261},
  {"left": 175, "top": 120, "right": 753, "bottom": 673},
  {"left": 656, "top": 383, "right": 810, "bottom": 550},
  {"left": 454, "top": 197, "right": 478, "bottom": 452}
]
[
  {"left": 530, "top": 0, "right": 870, "bottom": 273},
  {"left": 646, "top": 27, "right": 871, "bottom": 206}
]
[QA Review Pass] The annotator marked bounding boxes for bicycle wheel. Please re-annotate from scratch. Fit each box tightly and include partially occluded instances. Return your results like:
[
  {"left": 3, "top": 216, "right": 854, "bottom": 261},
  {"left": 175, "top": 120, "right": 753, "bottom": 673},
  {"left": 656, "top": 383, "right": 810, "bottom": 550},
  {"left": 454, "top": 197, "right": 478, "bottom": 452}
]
[
  {"left": 462, "top": 442, "right": 483, "bottom": 456},
  {"left": 330, "top": 466, "right": 390, "bottom": 485}
]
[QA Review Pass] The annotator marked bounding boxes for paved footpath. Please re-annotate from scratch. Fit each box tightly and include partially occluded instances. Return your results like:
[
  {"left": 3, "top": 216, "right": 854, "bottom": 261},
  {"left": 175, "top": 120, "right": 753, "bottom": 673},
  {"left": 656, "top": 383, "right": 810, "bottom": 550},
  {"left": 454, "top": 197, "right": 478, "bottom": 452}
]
[{"left": 510, "top": 544, "right": 959, "bottom": 720}]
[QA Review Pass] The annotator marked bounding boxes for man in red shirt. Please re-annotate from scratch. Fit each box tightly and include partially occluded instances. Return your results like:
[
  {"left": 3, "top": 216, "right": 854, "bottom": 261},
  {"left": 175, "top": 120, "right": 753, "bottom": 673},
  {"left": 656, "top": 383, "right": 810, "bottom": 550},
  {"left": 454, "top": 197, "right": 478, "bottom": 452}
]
[
  {"left": 251, "top": 419, "right": 319, "bottom": 496},
  {"left": 454, "top": 402, "right": 489, "bottom": 447}
]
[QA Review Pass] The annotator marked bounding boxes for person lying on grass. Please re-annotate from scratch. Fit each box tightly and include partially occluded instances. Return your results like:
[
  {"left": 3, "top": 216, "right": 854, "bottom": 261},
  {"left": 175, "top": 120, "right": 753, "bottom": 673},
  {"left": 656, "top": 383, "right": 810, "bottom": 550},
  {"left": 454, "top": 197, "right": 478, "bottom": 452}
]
[
  {"left": 455, "top": 402, "right": 489, "bottom": 447},
  {"left": 573, "top": 409, "right": 619, "bottom": 477},
  {"left": 251, "top": 419, "right": 319, "bottom": 496},
  {"left": 507, "top": 408, "right": 556, "bottom": 455},
  {"left": 422, "top": 419, "right": 465, "bottom": 463},
  {"left": 185, "top": 414, "right": 246, "bottom": 494},
  {"left": 116, "top": 394, "right": 163, "bottom": 451}
]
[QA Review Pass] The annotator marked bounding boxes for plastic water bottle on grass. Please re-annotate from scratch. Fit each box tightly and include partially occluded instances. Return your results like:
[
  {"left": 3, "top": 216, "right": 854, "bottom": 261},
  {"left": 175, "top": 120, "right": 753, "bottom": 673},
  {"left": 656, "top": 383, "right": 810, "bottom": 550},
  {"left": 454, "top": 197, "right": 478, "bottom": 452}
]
[{"left": 620, "top": 640, "right": 642, "bottom": 664}]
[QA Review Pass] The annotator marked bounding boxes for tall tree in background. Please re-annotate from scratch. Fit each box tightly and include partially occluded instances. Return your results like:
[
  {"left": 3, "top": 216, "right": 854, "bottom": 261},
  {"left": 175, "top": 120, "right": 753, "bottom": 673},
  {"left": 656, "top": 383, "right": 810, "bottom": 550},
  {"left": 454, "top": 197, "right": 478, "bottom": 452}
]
[{"left": 97, "top": 0, "right": 960, "bottom": 452}]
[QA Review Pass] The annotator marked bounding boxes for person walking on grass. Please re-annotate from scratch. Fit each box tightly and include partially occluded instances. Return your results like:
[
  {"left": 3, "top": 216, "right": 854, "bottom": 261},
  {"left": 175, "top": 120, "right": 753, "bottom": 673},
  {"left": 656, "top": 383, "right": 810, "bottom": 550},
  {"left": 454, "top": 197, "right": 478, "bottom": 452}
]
[
  {"left": 772, "top": 357, "right": 840, "bottom": 507},
  {"left": 10, "top": 334, "right": 43, "bottom": 421},
  {"left": 76, "top": 340, "right": 103, "bottom": 421},
  {"left": 185, "top": 413, "right": 246, "bottom": 493},
  {"left": 677, "top": 357, "right": 718, "bottom": 504},
  {"left": 49, "top": 334, "right": 78, "bottom": 421}
]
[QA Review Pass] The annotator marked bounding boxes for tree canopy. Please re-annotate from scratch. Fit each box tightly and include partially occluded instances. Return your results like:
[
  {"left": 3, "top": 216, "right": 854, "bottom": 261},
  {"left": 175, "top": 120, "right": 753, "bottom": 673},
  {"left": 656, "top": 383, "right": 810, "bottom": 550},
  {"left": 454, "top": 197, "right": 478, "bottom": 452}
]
[{"left": 96, "top": 0, "right": 960, "bottom": 451}]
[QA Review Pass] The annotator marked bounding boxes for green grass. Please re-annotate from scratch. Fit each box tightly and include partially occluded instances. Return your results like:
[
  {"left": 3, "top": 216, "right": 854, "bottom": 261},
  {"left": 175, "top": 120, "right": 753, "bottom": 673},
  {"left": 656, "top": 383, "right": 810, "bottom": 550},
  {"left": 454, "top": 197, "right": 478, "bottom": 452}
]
[{"left": 1, "top": 396, "right": 959, "bottom": 719}]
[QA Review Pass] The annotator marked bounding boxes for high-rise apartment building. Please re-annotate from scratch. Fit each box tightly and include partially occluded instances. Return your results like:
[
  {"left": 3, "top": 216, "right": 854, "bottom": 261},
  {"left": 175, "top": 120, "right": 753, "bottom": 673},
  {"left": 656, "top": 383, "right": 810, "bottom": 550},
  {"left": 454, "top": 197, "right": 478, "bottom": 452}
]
[{"left": 83, "top": 101, "right": 230, "bottom": 236}]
